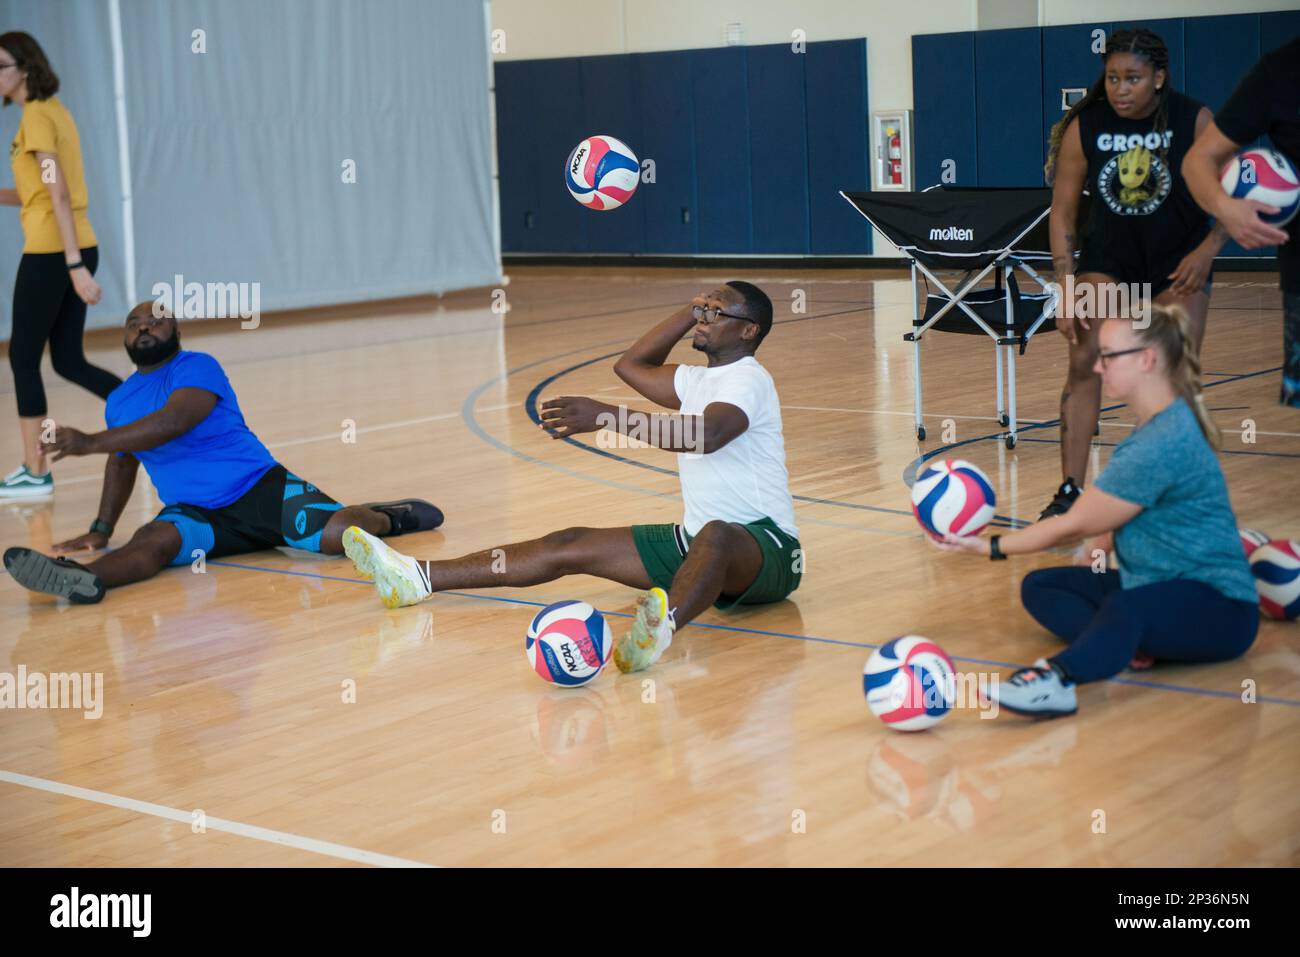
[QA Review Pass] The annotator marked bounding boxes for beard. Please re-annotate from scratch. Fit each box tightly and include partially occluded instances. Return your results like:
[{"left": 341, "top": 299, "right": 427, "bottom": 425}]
[{"left": 126, "top": 333, "right": 180, "bottom": 366}]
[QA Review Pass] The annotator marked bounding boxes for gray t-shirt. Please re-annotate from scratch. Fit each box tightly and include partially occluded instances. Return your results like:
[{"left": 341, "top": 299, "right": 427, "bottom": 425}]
[{"left": 1094, "top": 397, "right": 1257, "bottom": 604}]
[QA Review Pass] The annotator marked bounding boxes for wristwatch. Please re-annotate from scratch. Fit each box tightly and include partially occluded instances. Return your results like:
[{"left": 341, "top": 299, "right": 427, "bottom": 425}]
[
  {"left": 989, "top": 535, "right": 1007, "bottom": 561},
  {"left": 89, "top": 518, "right": 113, "bottom": 537}
]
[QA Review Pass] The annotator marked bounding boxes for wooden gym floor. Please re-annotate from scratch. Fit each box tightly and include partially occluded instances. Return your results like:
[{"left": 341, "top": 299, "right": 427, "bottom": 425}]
[{"left": 0, "top": 266, "right": 1297, "bottom": 866}]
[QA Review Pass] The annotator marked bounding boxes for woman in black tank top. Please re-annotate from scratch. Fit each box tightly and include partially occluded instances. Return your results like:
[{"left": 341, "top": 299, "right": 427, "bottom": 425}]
[{"left": 1037, "top": 29, "right": 1226, "bottom": 522}]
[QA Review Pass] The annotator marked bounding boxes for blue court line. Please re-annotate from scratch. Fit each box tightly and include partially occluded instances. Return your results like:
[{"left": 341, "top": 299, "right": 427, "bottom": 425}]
[{"left": 206, "top": 558, "right": 1300, "bottom": 708}]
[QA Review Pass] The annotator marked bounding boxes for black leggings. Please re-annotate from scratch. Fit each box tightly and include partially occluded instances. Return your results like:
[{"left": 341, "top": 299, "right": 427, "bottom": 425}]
[{"left": 9, "top": 246, "right": 121, "bottom": 418}]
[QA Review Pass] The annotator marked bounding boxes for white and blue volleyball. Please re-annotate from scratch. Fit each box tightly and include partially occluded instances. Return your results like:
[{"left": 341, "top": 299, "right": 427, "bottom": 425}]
[
  {"left": 565, "top": 135, "right": 640, "bottom": 210},
  {"left": 1249, "top": 539, "right": 1300, "bottom": 621},
  {"left": 910, "top": 459, "right": 996, "bottom": 540},
  {"left": 525, "top": 600, "right": 613, "bottom": 686},
  {"left": 1220, "top": 149, "right": 1300, "bottom": 227},
  {"left": 1239, "top": 527, "right": 1272, "bottom": 558},
  {"left": 863, "top": 636, "right": 957, "bottom": 732}
]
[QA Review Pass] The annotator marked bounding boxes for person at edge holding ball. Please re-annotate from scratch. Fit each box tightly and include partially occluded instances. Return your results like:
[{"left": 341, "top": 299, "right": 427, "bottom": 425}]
[
  {"left": 1182, "top": 37, "right": 1300, "bottom": 409},
  {"left": 932, "top": 304, "right": 1258, "bottom": 718}
]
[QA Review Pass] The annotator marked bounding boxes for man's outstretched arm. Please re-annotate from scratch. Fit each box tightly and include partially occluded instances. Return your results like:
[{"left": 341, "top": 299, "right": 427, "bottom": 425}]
[
  {"left": 539, "top": 396, "right": 748, "bottom": 455},
  {"left": 45, "top": 388, "right": 219, "bottom": 460}
]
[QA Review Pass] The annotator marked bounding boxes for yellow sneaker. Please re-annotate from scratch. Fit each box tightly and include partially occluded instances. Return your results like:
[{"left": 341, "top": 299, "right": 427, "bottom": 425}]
[
  {"left": 613, "top": 587, "right": 675, "bottom": 673},
  {"left": 342, "top": 525, "right": 432, "bottom": 609}
]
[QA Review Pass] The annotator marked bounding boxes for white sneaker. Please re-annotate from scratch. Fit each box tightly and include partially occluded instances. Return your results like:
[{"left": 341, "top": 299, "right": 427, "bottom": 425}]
[
  {"left": 986, "top": 658, "right": 1078, "bottom": 718},
  {"left": 342, "top": 525, "right": 432, "bottom": 608},
  {"left": 613, "top": 587, "right": 676, "bottom": 673},
  {"left": 0, "top": 464, "right": 53, "bottom": 499}
]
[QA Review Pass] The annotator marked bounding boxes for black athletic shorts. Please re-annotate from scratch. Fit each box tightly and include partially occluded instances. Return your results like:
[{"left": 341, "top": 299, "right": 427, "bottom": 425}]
[
  {"left": 1076, "top": 237, "right": 1213, "bottom": 300},
  {"left": 152, "top": 464, "right": 344, "bottom": 566}
]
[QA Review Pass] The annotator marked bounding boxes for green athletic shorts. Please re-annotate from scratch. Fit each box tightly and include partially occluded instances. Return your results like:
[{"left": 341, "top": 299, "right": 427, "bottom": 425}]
[{"left": 630, "top": 517, "right": 802, "bottom": 610}]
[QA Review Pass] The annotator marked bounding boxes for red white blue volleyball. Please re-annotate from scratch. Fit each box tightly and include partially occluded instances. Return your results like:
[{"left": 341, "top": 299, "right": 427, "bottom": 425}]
[
  {"left": 863, "top": 636, "right": 957, "bottom": 732},
  {"left": 911, "top": 459, "right": 996, "bottom": 540},
  {"left": 565, "top": 135, "right": 640, "bottom": 210},
  {"left": 1248, "top": 539, "right": 1300, "bottom": 621},
  {"left": 1239, "top": 527, "right": 1271, "bottom": 558},
  {"left": 1220, "top": 149, "right": 1300, "bottom": 227},
  {"left": 525, "top": 600, "right": 613, "bottom": 686}
]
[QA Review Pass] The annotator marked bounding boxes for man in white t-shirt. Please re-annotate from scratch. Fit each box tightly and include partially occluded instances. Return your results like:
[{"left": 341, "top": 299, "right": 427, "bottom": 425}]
[{"left": 340, "top": 281, "right": 802, "bottom": 672}]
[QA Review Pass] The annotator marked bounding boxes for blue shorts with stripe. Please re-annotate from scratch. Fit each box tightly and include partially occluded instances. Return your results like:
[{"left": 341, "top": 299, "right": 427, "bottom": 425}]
[{"left": 152, "top": 463, "right": 344, "bottom": 566}]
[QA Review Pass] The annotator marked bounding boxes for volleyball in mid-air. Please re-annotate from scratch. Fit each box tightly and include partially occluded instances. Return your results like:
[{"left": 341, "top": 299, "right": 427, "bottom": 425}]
[{"left": 565, "top": 135, "right": 640, "bottom": 210}]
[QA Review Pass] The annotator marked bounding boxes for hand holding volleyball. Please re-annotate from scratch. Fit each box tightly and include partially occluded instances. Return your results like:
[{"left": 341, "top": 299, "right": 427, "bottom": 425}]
[{"left": 1217, "top": 148, "right": 1298, "bottom": 248}]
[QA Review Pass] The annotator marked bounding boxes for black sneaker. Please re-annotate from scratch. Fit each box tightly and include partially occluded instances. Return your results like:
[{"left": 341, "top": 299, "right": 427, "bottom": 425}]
[
  {"left": 363, "top": 499, "right": 445, "bottom": 537},
  {"left": 4, "top": 547, "right": 105, "bottom": 604},
  {"left": 1038, "top": 479, "right": 1081, "bottom": 521}
]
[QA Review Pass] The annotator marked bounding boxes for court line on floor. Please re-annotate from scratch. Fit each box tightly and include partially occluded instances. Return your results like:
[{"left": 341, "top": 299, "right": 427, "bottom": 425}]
[
  {"left": 205, "top": 559, "right": 1300, "bottom": 708},
  {"left": 0, "top": 769, "right": 436, "bottom": 867}
]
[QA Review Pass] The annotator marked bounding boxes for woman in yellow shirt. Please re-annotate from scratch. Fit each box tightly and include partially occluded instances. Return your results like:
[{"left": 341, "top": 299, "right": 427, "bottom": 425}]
[{"left": 0, "top": 32, "right": 120, "bottom": 498}]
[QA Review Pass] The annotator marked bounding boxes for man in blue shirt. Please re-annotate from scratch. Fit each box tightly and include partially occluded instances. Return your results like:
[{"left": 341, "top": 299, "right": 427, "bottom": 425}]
[{"left": 3, "top": 302, "right": 444, "bottom": 604}]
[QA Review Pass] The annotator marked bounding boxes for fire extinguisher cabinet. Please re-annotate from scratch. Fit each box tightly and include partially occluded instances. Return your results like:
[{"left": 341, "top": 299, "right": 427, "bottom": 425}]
[{"left": 871, "top": 110, "right": 913, "bottom": 192}]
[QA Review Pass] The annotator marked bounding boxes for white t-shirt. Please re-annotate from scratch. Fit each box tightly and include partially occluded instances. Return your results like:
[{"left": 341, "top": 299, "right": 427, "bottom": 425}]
[{"left": 672, "top": 356, "right": 799, "bottom": 540}]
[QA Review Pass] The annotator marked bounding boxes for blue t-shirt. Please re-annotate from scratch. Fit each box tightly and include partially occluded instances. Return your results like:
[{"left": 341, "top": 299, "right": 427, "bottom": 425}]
[
  {"left": 1094, "top": 397, "right": 1256, "bottom": 604},
  {"left": 105, "top": 350, "right": 276, "bottom": 508}
]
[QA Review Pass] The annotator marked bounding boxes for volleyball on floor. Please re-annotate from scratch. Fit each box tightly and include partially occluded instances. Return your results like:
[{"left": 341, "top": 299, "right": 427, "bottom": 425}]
[
  {"left": 1248, "top": 539, "right": 1300, "bottom": 621},
  {"left": 1239, "top": 527, "right": 1271, "bottom": 558},
  {"left": 565, "top": 134, "right": 639, "bottom": 210},
  {"left": 525, "top": 600, "right": 613, "bottom": 686},
  {"left": 911, "top": 459, "right": 996, "bottom": 539},
  {"left": 863, "top": 636, "right": 957, "bottom": 732},
  {"left": 1220, "top": 149, "right": 1300, "bottom": 227}
]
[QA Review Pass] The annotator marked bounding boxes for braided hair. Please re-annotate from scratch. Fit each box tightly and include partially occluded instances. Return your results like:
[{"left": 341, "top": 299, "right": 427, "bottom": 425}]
[{"left": 1044, "top": 28, "right": 1172, "bottom": 184}]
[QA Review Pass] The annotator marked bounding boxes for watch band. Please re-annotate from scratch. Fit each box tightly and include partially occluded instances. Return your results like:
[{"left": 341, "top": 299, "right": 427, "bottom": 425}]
[
  {"left": 989, "top": 534, "right": 1007, "bottom": 560},
  {"left": 66, "top": 260, "right": 84, "bottom": 271},
  {"left": 90, "top": 518, "right": 113, "bottom": 537}
]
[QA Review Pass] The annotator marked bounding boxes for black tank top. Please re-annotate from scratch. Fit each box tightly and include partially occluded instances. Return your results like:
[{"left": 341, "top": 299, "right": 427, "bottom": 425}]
[{"left": 1076, "top": 90, "right": 1210, "bottom": 258}]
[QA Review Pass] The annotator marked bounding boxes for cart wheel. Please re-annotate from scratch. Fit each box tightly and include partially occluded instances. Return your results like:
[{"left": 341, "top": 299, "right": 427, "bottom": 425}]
[
  {"left": 917, "top": 426, "right": 927, "bottom": 441},
  {"left": 1005, "top": 434, "right": 1017, "bottom": 450},
  {"left": 998, "top": 413, "right": 1009, "bottom": 426}
]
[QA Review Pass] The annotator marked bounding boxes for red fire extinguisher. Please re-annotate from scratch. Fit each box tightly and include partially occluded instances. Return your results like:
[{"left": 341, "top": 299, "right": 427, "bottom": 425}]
[{"left": 888, "top": 127, "right": 903, "bottom": 185}]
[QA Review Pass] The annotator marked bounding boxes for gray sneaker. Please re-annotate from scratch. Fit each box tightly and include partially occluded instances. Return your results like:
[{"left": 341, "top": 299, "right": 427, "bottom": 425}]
[
  {"left": 0, "top": 464, "right": 53, "bottom": 499},
  {"left": 988, "top": 658, "right": 1078, "bottom": 718}
]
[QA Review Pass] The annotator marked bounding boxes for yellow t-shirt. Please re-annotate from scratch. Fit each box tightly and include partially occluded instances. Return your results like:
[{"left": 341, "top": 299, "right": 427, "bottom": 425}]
[{"left": 9, "top": 96, "right": 96, "bottom": 253}]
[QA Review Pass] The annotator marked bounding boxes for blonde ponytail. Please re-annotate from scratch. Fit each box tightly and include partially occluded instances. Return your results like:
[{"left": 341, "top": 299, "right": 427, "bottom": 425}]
[{"left": 1133, "top": 304, "right": 1220, "bottom": 446}]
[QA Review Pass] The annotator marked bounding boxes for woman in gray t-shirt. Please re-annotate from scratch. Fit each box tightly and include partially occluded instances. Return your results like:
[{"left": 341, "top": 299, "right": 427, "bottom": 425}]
[{"left": 936, "top": 304, "right": 1258, "bottom": 717}]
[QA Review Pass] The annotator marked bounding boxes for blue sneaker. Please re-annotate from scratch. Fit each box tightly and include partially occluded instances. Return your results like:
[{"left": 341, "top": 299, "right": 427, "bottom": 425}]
[
  {"left": 987, "top": 659, "right": 1078, "bottom": 718},
  {"left": 0, "top": 464, "right": 53, "bottom": 499}
]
